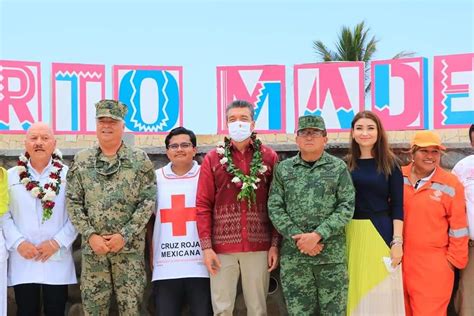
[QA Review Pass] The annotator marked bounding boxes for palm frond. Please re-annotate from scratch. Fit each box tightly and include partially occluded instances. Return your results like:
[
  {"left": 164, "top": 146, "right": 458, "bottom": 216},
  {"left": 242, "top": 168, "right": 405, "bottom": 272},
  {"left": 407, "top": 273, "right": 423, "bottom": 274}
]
[
  {"left": 313, "top": 40, "right": 336, "bottom": 61},
  {"left": 313, "top": 21, "right": 413, "bottom": 95},
  {"left": 392, "top": 50, "right": 416, "bottom": 59},
  {"left": 361, "top": 36, "right": 378, "bottom": 62},
  {"left": 336, "top": 26, "right": 354, "bottom": 60}
]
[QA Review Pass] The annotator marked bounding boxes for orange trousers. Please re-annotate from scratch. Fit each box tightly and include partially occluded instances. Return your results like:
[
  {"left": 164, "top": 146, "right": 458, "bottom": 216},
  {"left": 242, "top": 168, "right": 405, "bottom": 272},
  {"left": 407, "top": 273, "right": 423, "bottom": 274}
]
[{"left": 403, "top": 249, "right": 454, "bottom": 316}]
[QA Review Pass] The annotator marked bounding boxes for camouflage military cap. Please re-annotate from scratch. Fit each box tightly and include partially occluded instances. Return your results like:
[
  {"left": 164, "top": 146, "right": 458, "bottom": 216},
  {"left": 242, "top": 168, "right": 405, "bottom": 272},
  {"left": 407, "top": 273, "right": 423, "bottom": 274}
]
[
  {"left": 95, "top": 99, "right": 128, "bottom": 121},
  {"left": 297, "top": 115, "right": 326, "bottom": 131}
]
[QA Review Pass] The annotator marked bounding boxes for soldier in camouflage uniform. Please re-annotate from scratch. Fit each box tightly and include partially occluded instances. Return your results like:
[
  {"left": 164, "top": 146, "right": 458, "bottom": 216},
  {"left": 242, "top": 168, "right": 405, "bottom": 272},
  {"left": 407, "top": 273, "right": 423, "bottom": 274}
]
[
  {"left": 268, "top": 115, "right": 355, "bottom": 316},
  {"left": 66, "top": 100, "right": 157, "bottom": 315}
]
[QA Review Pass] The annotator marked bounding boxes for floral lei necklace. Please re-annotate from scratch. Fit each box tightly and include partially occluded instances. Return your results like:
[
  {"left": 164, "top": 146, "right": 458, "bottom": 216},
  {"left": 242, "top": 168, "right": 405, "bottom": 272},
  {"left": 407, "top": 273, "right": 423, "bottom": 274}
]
[
  {"left": 17, "top": 149, "right": 64, "bottom": 222},
  {"left": 216, "top": 133, "right": 268, "bottom": 205}
]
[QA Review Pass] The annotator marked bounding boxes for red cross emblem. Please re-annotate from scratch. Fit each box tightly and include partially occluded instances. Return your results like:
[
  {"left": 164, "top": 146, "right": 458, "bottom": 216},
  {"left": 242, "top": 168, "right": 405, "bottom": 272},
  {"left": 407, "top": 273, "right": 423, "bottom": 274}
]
[{"left": 160, "top": 194, "right": 197, "bottom": 236}]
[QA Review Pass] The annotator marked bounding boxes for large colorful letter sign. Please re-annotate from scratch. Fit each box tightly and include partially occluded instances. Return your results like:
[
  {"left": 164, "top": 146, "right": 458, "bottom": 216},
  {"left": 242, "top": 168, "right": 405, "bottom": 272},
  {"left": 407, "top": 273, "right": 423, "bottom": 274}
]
[
  {"left": 433, "top": 53, "right": 474, "bottom": 128},
  {"left": 216, "top": 65, "right": 286, "bottom": 134},
  {"left": 52, "top": 63, "right": 105, "bottom": 134},
  {"left": 113, "top": 65, "right": 183, "bottom": 133},
  {"left": 294, "top": 62, "right": 364, "bottom": 131},
  {"left": 371, "top": 57, "right": 428, "bottom": 130},
  {"left": 0, "top": 60, "right": 41, "bottom": 133}
]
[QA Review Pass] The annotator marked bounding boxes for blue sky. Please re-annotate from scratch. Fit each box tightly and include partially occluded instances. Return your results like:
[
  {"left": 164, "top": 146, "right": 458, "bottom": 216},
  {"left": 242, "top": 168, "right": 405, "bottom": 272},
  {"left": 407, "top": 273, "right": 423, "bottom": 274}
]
[{"left": 1, "top": 0, "right": 473, "bottom": 132}]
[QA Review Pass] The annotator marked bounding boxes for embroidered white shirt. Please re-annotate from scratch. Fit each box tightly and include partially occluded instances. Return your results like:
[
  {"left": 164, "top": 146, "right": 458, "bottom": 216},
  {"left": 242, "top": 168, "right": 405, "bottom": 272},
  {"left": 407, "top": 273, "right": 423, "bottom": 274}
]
[{"left": 2, "top": 162, "right": 77, "bottom": 286}]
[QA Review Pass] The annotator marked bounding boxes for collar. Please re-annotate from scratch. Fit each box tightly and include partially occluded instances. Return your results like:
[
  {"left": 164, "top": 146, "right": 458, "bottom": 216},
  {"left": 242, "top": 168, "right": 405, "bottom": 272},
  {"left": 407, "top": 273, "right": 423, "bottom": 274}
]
[
  {"left": 95, "top": 142, "right": 130, "bottom": 162},
  {"left": 293, "top": 151, "right": 329, "bottom": 168},
  {"left": 27, "top": 158, "right": 53, "bottom": 177},
  {"left": 403, "top": 163, "right": 439, "bottom": 182},
  {"left": 419, "top": 168, "right": 436, "bottom": 181},
  {"left": 162, "top": 161, "right": 199, "bottom": 178},
  {"left": 229, "top": 138, "right": 256, "bottom": 152},
  {"left": 403, "top": 163, "right": 437, "bottom": 177}
]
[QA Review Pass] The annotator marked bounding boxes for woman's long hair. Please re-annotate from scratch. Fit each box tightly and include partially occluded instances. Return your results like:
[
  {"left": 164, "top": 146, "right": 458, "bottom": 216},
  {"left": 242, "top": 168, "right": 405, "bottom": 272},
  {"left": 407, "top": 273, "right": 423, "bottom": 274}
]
[{"left": 347, "top": 111, "right": 398, "bottom": 177}]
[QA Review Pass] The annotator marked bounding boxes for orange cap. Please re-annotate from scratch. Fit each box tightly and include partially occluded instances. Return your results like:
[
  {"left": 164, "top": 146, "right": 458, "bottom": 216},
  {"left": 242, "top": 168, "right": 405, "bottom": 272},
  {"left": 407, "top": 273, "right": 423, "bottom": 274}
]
[{"left": 411, "top": 130, "right": 446, "bottom": 150}]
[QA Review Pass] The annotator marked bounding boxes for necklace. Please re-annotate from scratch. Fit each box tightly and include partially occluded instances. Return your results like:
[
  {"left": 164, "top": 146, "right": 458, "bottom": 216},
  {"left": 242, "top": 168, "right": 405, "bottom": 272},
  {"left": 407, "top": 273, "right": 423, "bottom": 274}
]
[
  {"left": 17, "top": 149, "right": 64, "bottom": 222},
  {"left": 216, "top": 133, "right": 268, "bottom": 205}
]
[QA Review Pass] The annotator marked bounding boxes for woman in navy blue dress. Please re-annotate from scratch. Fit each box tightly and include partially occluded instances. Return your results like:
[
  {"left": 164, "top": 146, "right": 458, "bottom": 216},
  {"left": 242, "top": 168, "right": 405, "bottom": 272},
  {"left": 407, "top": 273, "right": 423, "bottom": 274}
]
[{"left": 345, "top": 111, "right": 404, "bottom": 315}]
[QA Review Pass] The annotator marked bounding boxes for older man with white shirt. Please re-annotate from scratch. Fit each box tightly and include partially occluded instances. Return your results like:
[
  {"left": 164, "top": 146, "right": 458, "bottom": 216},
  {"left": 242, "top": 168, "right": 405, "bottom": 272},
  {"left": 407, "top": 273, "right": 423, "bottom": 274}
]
[
  {"left": 454, "top": 124, "right": 474, "bottom": 316},
  {"left": 2, "top": 122, "right": 77, "bottom": 316}
]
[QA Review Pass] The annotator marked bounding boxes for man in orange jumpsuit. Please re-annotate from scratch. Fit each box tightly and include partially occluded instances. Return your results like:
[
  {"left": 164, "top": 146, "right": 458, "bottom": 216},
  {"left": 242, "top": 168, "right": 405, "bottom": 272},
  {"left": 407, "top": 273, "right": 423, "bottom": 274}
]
[{"left": 402, "top": 130, "right": 468, "bottom": 316}]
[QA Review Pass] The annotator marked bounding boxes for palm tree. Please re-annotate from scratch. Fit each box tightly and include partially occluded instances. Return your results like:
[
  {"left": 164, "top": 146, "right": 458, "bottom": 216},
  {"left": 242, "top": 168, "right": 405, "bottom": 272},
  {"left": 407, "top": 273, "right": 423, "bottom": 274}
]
[{"left": 313, "top": 21, "right": 413, "bottom": 92}]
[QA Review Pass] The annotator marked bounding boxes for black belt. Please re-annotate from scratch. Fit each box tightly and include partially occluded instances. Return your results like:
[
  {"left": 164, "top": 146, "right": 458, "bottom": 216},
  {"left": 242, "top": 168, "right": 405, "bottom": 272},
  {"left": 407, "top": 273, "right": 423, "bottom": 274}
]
[{"left": 469, "top": 240, "right": 474, "bottom": 247}]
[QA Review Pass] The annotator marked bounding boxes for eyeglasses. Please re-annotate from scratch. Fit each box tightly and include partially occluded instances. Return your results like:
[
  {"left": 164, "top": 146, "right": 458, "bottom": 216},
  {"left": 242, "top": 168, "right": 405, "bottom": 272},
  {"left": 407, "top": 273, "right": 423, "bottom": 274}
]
[
  {"left": 297, "top": 129, "right": 324, "bottom": 138},
  {"left": 168, "top": 142, "right": 193, "bottom": 150}
]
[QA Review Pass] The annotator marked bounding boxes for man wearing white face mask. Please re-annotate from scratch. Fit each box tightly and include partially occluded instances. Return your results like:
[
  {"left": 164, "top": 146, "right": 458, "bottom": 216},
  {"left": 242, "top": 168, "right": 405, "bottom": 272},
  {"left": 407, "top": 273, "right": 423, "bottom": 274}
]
[{"left": 196, "top": 100, "right": 281, "bottom": 316}]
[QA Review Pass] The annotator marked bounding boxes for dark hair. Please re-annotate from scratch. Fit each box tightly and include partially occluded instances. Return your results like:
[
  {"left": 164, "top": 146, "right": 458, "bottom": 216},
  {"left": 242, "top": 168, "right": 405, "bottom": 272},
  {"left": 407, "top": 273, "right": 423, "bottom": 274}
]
[
  {"left": 347, "top": 111, "right": 398, "bottom": 177},
  {"left": 469, "top": 124, "right": 474, "bottom": 143},
  {"left": 165, "top": 127, "right": 197, "bottom": 149},
  {"left": 225, "top": 100, "right": 255, "bottom": 121}
]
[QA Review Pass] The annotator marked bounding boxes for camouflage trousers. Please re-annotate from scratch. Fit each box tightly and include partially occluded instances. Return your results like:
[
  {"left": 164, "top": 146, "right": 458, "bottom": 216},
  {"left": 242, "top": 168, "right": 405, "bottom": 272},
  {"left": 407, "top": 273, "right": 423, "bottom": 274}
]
[
  {"left": 280, "top": 257, "right": 348, "bottom": 316},
  {"left": 81, "top": 252, "right": 146, "bottom": 316}
]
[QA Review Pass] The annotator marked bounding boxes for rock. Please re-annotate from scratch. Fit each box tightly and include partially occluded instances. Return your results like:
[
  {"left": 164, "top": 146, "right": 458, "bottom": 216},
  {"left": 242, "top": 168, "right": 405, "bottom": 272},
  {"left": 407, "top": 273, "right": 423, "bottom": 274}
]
[{"left": 442, "top": 150, "right": 471, "bottom": 169}]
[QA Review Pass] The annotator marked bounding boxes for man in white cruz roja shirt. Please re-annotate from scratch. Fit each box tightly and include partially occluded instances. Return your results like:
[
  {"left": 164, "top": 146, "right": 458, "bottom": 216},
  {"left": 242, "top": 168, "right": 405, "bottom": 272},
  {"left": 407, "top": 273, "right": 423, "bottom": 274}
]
[
  {"left": 2, "top": 122, "right": 77, "bottom": 316},
  {"left": 149, "top": 126, "right": 212, "bottom": 316}
]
